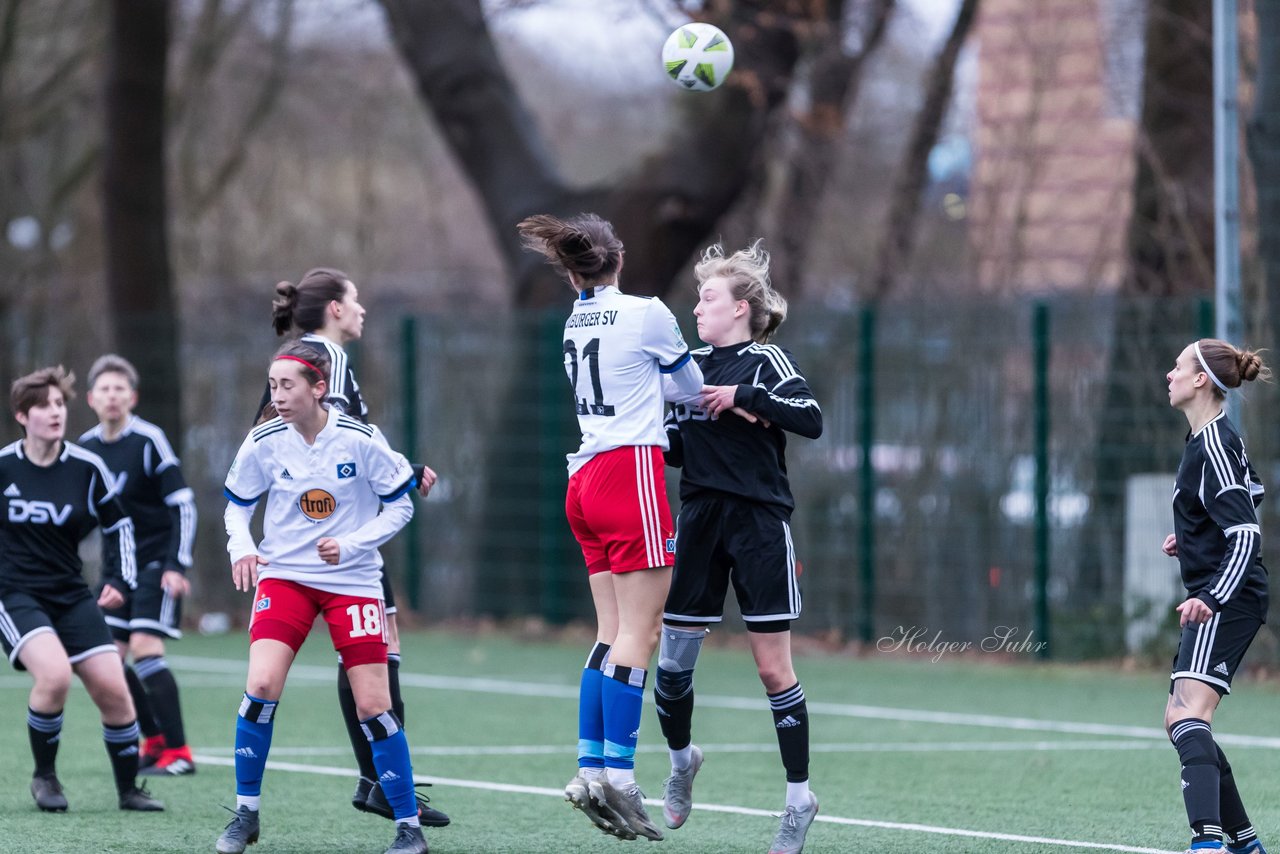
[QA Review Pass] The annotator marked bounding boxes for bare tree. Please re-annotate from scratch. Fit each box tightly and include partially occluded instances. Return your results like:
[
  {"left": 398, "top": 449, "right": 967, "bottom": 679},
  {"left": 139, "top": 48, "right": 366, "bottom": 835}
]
[
  {"left": 1086, "top": 0, "right": 1214, "bottom": 639},
  {"left": 103, "top": 0, "right": 180, "bottom": 440},
  {"left": 868, "top": 0, "right": 979, "bottom": 300},
  {"left": 379, "top": 0, "right": 813, "bottom": 306},
  {"left": 1251, "top": 0, "right": 1280, "bottom": 341},
  {"left": 752, "top": 0, "right": 898, "bottom": 294}
]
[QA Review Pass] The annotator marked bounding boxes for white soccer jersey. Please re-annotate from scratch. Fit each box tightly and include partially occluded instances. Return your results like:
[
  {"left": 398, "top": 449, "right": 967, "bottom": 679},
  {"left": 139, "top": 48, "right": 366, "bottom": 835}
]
[
  {"left": 562, "top": 285, "right": 695, "bottom": 474},
  {"left": 223, "top": 407, "right": 415, "bottom": 599}
]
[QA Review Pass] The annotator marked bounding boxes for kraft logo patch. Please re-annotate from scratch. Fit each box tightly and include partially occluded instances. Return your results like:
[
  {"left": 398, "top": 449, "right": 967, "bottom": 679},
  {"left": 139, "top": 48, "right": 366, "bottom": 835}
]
[
  {"left": 255, "top": 597, "right": 271, "bottom": 612},
  {"left": 336, "top": 462, "right": 357, "bottom": 479},
  {"left": 299, "top": 488, "right": 337, "bottom": 521}
]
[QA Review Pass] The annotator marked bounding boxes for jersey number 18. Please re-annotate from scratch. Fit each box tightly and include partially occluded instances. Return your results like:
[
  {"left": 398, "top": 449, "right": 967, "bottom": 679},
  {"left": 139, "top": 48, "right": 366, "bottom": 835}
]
[{"left": 564, "top": 338, "right": 616, "bottom": 417}]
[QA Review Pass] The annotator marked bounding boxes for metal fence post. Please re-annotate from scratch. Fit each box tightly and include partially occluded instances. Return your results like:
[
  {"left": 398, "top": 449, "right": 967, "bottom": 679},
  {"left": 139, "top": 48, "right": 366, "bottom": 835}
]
[
  {"left": 400, "top": 315, "right": 422, "bottom": 612},
  {"left": 1033, "top": 302, "right": 1050, "bottom": 659},
  {"left": 858, "top": 305, "right": 877, "bottom": 644},
  {"left": 541, "top": 311, "right": 568, "bottom": 624}
]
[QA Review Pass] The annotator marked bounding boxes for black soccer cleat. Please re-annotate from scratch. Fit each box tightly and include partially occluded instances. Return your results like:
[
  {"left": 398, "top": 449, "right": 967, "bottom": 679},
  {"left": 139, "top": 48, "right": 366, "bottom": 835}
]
[
  {"left": 352, "top": 776, "right": 377, "bottom": 812},
  {"left": 384, "top": 821, "right": 428, "bottom": 854},
  {"left": 364, "top": 781, "right": 450, "bottom": 828},
  {"left": 118, "top": 782, "right": 165, "bottom": 811},
  {"left": 31, "top": 774, "right": 68, "bottom": 812},
  {"left": 216, "top": 805, "right": 261, "bottom": 854}
]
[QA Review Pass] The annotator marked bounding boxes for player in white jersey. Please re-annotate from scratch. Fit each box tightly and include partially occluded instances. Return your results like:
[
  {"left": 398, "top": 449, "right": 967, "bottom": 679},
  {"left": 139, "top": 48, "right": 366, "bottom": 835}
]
[
  {"left": 267, "top": 267, "right": 447, "bottom": 828},
  {"left": 518, "top": 213, "right": 703, "bottom": 841},
  {"left": 216, "top": 343, "right": 427, "bottom": 854}
]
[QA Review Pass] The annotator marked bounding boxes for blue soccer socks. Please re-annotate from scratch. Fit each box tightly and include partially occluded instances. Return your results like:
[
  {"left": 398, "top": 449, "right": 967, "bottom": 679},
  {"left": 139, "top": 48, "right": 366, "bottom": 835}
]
[
  {"left": 234, "top": 693, "right": 278, "bottom": 809},
  {"left": 362, "top": 710, "right": 418, "bottom": 827}
]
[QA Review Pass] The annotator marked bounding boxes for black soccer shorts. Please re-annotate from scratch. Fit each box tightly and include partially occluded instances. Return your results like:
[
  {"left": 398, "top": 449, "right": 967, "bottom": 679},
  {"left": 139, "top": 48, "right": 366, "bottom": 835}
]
[
  {"left": 1170, "top": 592, "right": 1267, "bottom": 695},
  {"left": 102, "top": 560, "right": 184, "bottom": 641},
  {"left": 663, "top": 495, "right": 801, "bottom": 629},
  {"left": 0, "top": 586, "right": 116, "bottom": 671}
]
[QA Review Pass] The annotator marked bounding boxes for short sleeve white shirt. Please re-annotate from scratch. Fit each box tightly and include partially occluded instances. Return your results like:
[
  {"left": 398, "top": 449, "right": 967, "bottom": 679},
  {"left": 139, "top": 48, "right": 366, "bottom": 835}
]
[
  {"left": 562, "top": 286, "right": 691, "bottom": 474},
  {"left": 224, "top": 407, "right": 415, "bottom": 598}
]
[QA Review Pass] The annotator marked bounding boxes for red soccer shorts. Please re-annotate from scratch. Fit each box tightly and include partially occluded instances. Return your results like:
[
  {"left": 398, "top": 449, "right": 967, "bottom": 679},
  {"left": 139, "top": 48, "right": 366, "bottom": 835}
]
[
  {"left": 249, "top": 578, "right": 388, "bottom": 668},
  {"left": 566, "top": 445, "right": 676, "bottom": 575}
]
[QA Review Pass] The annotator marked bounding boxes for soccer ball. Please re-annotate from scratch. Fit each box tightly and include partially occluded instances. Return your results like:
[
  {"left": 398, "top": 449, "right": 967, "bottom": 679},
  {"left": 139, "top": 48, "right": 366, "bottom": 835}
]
[{"left": 662, "top": 23, "right": 734, "bottom": 92}]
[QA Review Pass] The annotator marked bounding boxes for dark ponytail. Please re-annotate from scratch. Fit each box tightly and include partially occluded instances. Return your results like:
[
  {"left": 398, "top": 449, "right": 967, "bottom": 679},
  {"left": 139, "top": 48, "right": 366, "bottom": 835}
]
[
  {"left": 517, "top": 214, "right": 623, "bottom": 286},
  {"left": 271, "top": 268, "right": 351, "bottom": 335}
]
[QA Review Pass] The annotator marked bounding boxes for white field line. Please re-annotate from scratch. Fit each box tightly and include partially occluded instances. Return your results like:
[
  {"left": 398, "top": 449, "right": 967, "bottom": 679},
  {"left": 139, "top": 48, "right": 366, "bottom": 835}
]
[
  {"left": 193, "top": 753, "right": 1181, "bottom": 854},
  {"left": 167, "top": 654, "right": 1280, "bottom": 749},
  {"left": 199, "top": 739, "right": 1170, "bottom": 758}
]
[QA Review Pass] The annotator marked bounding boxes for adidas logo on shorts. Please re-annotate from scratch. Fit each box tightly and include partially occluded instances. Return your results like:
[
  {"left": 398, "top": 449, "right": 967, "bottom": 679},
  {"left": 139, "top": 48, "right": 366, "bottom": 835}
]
[{"left": 1214, "top": 662, "right": 1230, "bottom": 676}]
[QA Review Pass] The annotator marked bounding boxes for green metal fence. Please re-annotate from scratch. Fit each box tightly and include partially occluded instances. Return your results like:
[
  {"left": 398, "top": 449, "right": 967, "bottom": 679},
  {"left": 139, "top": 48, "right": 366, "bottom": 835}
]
[{"left": 51, "top": 292, "right": 1278, "bottom": 664}]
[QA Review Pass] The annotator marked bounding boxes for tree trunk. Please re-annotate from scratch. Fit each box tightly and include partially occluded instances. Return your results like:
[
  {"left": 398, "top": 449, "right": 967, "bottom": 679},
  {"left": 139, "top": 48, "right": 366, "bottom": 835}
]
[
  {"left": 756, "top": 0, "right": 897, "bottom": 295},
  {"left": 867, "top": 0, "right": 980, "bottom": 300},
  {"left": 102, "top": 0, "right": 180, "bottom": 443},
  {"left": 379, "top": 0, "right": 805, "bottom": 305},
  {"left": 1250, "top": 0, "right": 1280, "bottom": 344},
  {"left": 1084, "top": 0, "right": 1214, "bottom": 649}
]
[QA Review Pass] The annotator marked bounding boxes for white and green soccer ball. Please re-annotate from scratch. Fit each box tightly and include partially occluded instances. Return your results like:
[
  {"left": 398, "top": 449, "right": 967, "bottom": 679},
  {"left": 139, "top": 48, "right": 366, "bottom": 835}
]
[{"left": 662, "top": 23, "right": 734, "bottom": 92}]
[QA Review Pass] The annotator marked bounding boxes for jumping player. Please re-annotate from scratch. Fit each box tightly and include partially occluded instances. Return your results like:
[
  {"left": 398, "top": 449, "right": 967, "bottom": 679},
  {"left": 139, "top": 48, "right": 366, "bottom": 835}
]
[
  {"left": 0, "top": 366, "right": 164, "bottom": 813},
  {"left": 656, "top": 242, "right": 823, "bottom": 854},
  {"left": 79, "top": 354, "right": 198, "bottom": 777},
  {"left": 1161, "top": 339, "right": 1270, "bottom": 854},
  {"left": 517, "top": 212, "right": 704, "bottom": 842},
  {"left": 267, "top": 268, "right": 446, "bottom": 827},
  {"left": 216, "top": 343, "right": 426, "bottom": 854}
]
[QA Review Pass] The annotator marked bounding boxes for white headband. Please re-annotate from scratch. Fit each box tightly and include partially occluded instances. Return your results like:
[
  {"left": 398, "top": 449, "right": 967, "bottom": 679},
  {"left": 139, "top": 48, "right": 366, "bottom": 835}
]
[{"left": 1193, "top": 341, "right": 1229, "bottom": 393}]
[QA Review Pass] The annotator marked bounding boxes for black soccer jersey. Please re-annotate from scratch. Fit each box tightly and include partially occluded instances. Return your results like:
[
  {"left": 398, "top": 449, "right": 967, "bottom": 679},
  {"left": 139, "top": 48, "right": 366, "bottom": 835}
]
[
  {"left": 79, "top": 416, "right": 196, "bottom": 574},
  {"left": 1172, "top": 411, "right": 1268, "bottom": 613},
  {"left": 664, "top": 341, "right": 822, "bottom": 512},
  {"left": 0, "top": 440, "right": 137, "bottom": 602},
  {"left": 256, "top": 332, "right": 368, "bottom": 424}
]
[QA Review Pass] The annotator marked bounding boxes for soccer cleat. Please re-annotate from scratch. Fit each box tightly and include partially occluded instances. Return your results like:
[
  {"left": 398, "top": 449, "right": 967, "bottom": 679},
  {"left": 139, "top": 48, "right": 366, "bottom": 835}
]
[
  {"left": 565, "top": 774, "right": 628, "bottom": 838},
  {"left": 139, "top": 745, "right": 196, "bottom": 776},
  {"left": 216, "top": 805, "right": 260, "bottom": 854},
  {"left": 118, "top": 782, "right": 165, "bottom": 811},
  {"left": 769, "top": 792, "right": 819, "bottom": 854},
  {"left": 384, "top": 821, "right": 428, "bottom": 854},
  {"left": 363, "top": 781, "right": 451, "bottom": 828},
  {"left": 662, "top": 744, "right": 704, "bottom": 829},
  {"left": 353, "top": 776, "right": 377, "bottom": 812},
  {"left": 139, "top": 734, "right": 167, "bottom": 770},
  {"left": 30, "top": 774, "right": 68, "bottom": 812},
  {"left": 1228, "top": 843, "right": 1269, "bottom": 854},
  {"left": 592, "top": 778, "right": 664, "bottom": 842}
]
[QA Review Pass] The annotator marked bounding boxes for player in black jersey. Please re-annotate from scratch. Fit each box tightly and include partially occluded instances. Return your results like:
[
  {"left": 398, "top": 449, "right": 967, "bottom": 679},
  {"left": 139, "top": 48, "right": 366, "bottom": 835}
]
[
  {"left": 0, "top": 366, "right": 163, "bottom": 813},
  {"left": 1161, "top": 339, "right": 1270, "bottom": 854},
  {"left": 80, "top": 354, "right": 198, "bottom": 777},
  {"left": 268, "top": 268, "right": 447, "bottom": 828},
  {"left": 655, "top": 242, "right": 822, "bottom": 854}
]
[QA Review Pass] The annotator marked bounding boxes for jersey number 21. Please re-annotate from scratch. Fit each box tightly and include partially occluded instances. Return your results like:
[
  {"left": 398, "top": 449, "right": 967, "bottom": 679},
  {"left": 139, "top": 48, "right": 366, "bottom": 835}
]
[{"left": 564, "top": 338, "right": 616, "bottom": 417}]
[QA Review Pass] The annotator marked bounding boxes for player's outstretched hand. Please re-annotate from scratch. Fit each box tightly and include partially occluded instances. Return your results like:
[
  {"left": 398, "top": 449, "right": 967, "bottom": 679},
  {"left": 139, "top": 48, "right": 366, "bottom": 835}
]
[
  {"left": 1175, "top": 596, "right": 1213, "bottom": 627},
  {"left": 98, "top": 584, "right": 124, "bottom": 610},
  {"left": 417, "top": 465, "right": 438, "bottom": 497},
  {"left": 1161, "top": 534, "right": 1177, "bottom": 557},
  {"left": 161, "top": 570, "right": 190, "bottom": 598},
  {"left": 317, "top": 537, "right": 341, "bottom": 565},
  {"left": 232, "top": 554, "right": 268, "bottom": 591}
]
